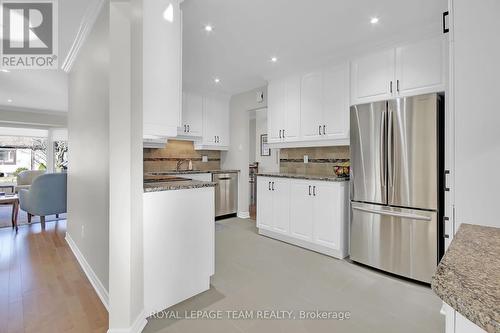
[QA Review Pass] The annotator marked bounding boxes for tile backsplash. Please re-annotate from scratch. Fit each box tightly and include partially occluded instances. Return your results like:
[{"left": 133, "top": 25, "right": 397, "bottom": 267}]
[
  {"left": 279, "top": 146, "right": 350, "bottom": 176},
  {"left": 144, "top": 140, "right": 220, "bottom": 173}
]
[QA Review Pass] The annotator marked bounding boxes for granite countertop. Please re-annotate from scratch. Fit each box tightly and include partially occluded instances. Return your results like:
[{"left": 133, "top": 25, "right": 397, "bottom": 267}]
[
  {"left": 146, "top": 169, "right": 240, "bottom": 176},
  {"left": 431, "top": 224, "right": 500, "bottom": 333},
  {"left": 256, "top": 172, "right": 349, "bottom": 182},
  {"left": 144, "top": 179, "right": 216, "bottom": 192}
]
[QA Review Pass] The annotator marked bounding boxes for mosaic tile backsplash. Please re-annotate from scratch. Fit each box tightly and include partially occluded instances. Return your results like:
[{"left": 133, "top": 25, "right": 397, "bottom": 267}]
[
  {"left": 144, "top": 140, "right": 221, "bottom": 173},
  {"left": 279, "top": 146, "right": 350, "bottom": 177}
]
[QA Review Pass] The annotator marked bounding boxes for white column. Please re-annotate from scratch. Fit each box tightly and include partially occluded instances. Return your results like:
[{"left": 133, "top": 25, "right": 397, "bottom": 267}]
[{"left": 108, "top": 1, "right": 145, "bottom": 332}]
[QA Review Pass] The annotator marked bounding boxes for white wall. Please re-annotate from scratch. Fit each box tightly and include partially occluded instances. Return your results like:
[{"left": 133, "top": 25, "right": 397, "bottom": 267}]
[
  {"left": 67, "top": 1, "right": 110, "bottom": 297},
  {"left": 254, "top": 109, "right": 279, "bottom": 173},
  {"left": 453, "top": 0, "right": 500, "bottom": 228},
  {"left": 221, "top": 87, "right": 267, "bottom": 217}
]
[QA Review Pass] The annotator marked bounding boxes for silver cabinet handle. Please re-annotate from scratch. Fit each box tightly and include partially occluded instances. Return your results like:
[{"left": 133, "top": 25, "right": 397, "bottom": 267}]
[
  {"left": 390, "top": 81, "right": 393, "bottom": 94},
  {"left": 279, "top": 130, "right": 282, "bottom": 138},
  {"left": 187, "top": 125, "right": 190, "bottom": 132},
  {"left": 313, "top": 186, "right": 316, "bottom": 196},
  {"left": 318, "top": 125, "right": 322, "bottom": 135},
  {"left": 184, "top": 125, "right": 187, "bottom": 132},
  {"left": 282, "top": 129, "right": 285, "bottom": 138},
  {"left": 309, "top": 185, "right": 311, "bottom": 196},
  {"left": 268, "top": 182, "right": 271, "bottom": 191},
  {"left": 396, "top": 80, "right": 400, "bottom": 93},
  {"left": 352, "top": 206, "right": 432, "bottom": 221},
  {"left": 323, "top": 125, "right": 326, "bottom": 135},
  {"left": 272, "top": 182, "right": 275, "bottom": 191}
]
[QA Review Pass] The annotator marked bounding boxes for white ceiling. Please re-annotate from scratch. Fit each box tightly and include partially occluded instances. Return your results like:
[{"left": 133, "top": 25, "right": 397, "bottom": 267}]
[
  {"left": 0, "top": 0, "right": 89, "bottom": 113},
  {"left": 182, "top": 0, "right": 447, "bottom": 95}
]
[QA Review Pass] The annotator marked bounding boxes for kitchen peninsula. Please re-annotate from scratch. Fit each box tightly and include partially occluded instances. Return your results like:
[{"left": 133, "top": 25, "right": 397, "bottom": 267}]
[{"left": 143, "top": 175, "right": 216, "bottom": 315}]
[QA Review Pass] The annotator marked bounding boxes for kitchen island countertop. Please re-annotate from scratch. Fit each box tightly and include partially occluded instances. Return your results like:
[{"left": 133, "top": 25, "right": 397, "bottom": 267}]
[{"left": 431, "top": 223, "right": 500, "bottom": 333}]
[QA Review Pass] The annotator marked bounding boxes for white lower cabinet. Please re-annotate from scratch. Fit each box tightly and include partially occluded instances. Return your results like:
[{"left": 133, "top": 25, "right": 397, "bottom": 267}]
[
  {"left": 258, "top": 176, "right": 349, "bottom": 259},
  {"left": 444, "top": 304, "right": 487, "bottom": 333},
  {"left": 257, "top": 177, "right": 290, "bottom": 235}
]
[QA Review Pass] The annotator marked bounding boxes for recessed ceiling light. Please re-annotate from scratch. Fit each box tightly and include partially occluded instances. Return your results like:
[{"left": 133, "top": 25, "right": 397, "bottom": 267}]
[
  {"left": 214, "top": 77, "right": 220, "bottom": 84},
  {"left": 163, "top": 3, "right": 174, "bottom": 23},
  {"left": 270, "top": 57, "right": 278, "bottom": 63},
  {"left": 7, "top": 99, "right": 13, "bottom": 103},
  {"left": 370, "top": 17, "right": 379, "bottom": 24},
  {"left": 204, "top": 25, "right": 213, "bottom": 32},
  {"left": 1, "top": 69, "right": 10, "bottom": 73}
]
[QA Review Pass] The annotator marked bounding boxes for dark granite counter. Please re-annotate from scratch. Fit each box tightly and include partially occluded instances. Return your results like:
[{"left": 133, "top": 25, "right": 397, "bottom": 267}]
[
  {"left": 431, "top": 223, "right": 500, "bottom": 333},
  {"left": 144, "top": 180, "right": 216, "bottom": 192},
  {"left": 146, "top": 169, "right": 239, "bottom": 176},
  {"left": 256, "top": 172, "right": 349, "bottom": 182}
]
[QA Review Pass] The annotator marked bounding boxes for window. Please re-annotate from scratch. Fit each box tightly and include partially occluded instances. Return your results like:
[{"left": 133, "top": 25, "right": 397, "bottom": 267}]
[{"left": 0, "top": 149, "right": 16, "bottom": 165}]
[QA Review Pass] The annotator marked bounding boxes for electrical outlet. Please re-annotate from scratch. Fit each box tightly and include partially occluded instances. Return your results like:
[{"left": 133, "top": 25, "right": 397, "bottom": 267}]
[
  {"left": 202, "top": 155, "right": 208, "bottom": 163},
  {"left": 81, "top": 225, "right": 85, "bottom": 238},
  {"left": 304, "top": 155, "right": 309, "bottom": 164}
]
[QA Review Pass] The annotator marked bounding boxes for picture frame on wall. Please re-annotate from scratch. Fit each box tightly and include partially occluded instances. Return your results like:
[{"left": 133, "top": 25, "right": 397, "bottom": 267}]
[{"left": 260, "top": 134, "right": 270, "bottom": 156}]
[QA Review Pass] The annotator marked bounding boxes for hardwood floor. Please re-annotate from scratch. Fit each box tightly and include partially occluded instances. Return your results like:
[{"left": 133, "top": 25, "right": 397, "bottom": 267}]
[{"left": 0, "top": 220, "right": 108, "bottom": 333}]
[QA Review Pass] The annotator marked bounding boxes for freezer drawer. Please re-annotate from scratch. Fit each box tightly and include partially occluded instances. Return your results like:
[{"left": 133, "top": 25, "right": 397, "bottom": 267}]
[
  {"left": 213, "top": 173, "right": 238, "bottom": 217},
  {"left": 350, "top": 202, "right": 437, "bottom": 283}
]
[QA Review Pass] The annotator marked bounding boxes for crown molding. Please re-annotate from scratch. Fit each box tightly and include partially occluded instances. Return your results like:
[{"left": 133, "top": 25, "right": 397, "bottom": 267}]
[{"left": 61, "top": 0, "right": 106, "bottom": 73}]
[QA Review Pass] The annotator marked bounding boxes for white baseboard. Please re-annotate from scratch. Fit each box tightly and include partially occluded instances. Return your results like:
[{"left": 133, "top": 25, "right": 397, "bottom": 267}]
[
  {"left": 237, "top": 211, "right": 250, "bottom": 219},
  {"left": 65, "top": 233, "right": 110, "bottom": 310},
  {"left": 107, "top": 310, "right": 148, "bottom": 333}
]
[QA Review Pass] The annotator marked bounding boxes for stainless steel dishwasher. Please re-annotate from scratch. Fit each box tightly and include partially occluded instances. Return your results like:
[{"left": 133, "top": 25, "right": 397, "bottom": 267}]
[{"left": 213, "top": 172, "right": 238, "bottom": 218}]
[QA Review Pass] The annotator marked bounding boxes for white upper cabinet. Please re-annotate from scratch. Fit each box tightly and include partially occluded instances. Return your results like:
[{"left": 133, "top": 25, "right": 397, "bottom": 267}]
[
  {"left": 267, "top": 79, "right": 285, "bottom": 143},
  {"left": 267, "top": 75, "right": 301, "bottom": 143},
  {"left": 195, "top": 94, "right": 230, "bottom": 150},
  {"left": 143, "top": 0, "right": 182, "bottom": 138},
  {"left": 351, "top": 48, "right": 395, "bottom": 105},
  {"left": 323, "top": 65, "right": 350, "bottom": 140},
  {"left": 178, "top": 92, "right": 203, "bottom": 137},
  {"left": 395, "top": 36, "right": 447, "bottom": 96},
  {"left": 351, "top": 35, "right": 447, "bottom": 105},
  {"left": 300, "top": 71, "right": 324, "bottom": 140}
]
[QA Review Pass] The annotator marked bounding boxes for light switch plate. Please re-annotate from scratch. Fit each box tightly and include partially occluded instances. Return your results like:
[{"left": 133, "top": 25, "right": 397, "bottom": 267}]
[
  {"left": 202, "top": 155, "right": 208, "bottom": 163},
  {"left": 304, "top": 155, "right": 309, "bottom": 164}
]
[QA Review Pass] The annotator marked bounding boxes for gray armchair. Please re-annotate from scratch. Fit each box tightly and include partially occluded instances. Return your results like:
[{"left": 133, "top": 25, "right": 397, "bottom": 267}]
[
  {"left": 15, "top": 170, "right": 45, "bottom": 193},
  {"left": 19, "top": 173, "right": 67, "bottom": 228}
]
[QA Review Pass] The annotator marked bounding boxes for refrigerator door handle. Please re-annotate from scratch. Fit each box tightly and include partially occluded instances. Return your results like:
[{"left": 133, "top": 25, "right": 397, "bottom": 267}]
[
  {"left": 352, "top": 205, "right": 432, "bottom": 221},
  {"left": 380, "top": 110, "right": 386, "bottom": 188},
  {"left": 387, "top": 108, "right": 394, "bottom": 189}
]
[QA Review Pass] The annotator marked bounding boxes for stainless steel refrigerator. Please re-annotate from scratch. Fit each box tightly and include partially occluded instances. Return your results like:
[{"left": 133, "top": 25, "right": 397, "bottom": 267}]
[{"left": 350, "top": 93, "right": 444, "bottom": 283}]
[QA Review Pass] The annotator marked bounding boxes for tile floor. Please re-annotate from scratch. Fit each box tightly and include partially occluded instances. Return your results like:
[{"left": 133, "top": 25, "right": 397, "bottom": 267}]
[{"left": 143, "top": 218, "right": 444, "bottom": 333}]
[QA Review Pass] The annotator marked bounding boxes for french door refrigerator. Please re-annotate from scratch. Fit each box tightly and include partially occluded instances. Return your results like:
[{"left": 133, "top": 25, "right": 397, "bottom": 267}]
[{"left": 350, "top": 93, "right": 444, "bottom": 283}]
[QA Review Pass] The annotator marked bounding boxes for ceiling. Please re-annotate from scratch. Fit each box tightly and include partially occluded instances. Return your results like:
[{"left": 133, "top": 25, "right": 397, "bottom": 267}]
[
  {"left": 182, "top": 0, "right": 447, "bottom": 95},
  {"left": 0, "top": 0, "right": 89, "bottom": 113}
]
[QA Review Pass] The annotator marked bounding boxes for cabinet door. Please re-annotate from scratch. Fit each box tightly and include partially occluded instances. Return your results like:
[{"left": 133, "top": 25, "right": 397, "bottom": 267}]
[
  {"left": 351, "top": 48, "right": 395, "bottom": 105},
  {"left": 216, "top": 97, "right": 230, "bottom": 147},
  {"left": 290, "top": 180, "right": 313, "bottom": 241},
  {"left": 257, "top": 178, "right": 273, "bottom": 230},
  {"left": 202, "top": 96, "right": 218, "bottom": 145},
  {"left": 323, "top": 64, "right": 350, "bottom": 140},
  {"left": 183, "top": 92, "right": 203, "bottom": 136},
  {"left": 271, "top": 178, "right": 290, "bottom": 234},
  {"left": 267, "top": 79, "right": 285, "bottom": 143},
  {"left": 300, "top": 71, "right": 323, "bottom": 139},
  {"left": 312, "top": 182, "right": 341, "bottom": 250},
  {"left": 283, "top": 75, "right": 301, "bottom": 142},
  {"left": 396, "top": 36, "right": 446, "bottom": 96},
  {"left": 143, "top": 0, "right": 181, "bottom": 137}
]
